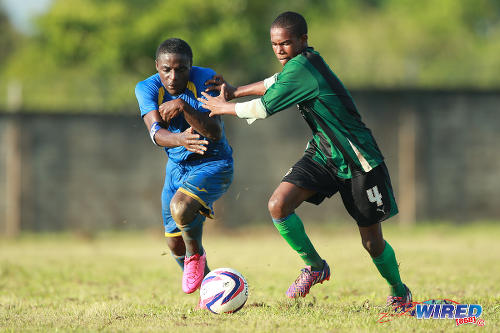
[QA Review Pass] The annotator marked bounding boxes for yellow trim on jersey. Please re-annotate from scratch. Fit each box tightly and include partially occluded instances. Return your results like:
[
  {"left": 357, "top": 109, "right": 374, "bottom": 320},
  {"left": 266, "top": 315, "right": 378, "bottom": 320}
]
[
  {"left": 178, "top": 187, "right": 215, "bottom": 218},
  {"left": 158, "top": 86, "right": 165, "bottom": 106},
  {"left": 158, "top": 82, "right": 196, "bottom": 106},
  {"left": 186, "top": 81, "right": 197, "bottom": 99},
  {"left": 165, "top": 231, "right": 182, "bottom": 238}
]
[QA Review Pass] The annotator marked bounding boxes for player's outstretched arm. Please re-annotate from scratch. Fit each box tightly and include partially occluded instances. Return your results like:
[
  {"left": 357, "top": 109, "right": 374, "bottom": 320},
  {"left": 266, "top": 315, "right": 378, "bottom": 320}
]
[
  {"left": 205, "top": 75, "right": 266, "bottom": 99},
  {"left": 199, "top": 85, "right": 237, "bottom": 117},
  {"left": 143, "top": 110, "right": 208, "bottom": 155},
  {"left": 200, "top": 84, "right": 268, "bottom": 123}
]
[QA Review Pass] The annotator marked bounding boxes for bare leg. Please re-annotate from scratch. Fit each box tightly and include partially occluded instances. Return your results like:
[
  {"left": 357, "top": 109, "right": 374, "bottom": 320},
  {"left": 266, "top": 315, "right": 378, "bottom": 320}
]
[
  {"left": 170, "top": 191, "right": 204, "bottom": 257},
  {"left": 358, "top": 222, "right": 385, "bottom": 258},
  {"left": 166, "top": 235, "right": 186, "bottom": 269},
  {"left": 360, "top": 223, "right": 407, "bottom": 298},
  {"left": 268, "top": 181, "right": 315, "bottom": 219},
  {"left": 166, "top": 235, "right": 186, "bottom": 256},
  {"left": 268, "top": 182, "right": 324, "bottom": 270}
]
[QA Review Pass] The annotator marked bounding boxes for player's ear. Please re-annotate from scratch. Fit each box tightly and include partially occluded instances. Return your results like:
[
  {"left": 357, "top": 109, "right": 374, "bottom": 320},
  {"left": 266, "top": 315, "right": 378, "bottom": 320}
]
[
  {"left": 301, "top": 34, "right": 308, "bottom": 46},
  {"left": 155, "top": 59, "right": 159, "bottom": 71}
]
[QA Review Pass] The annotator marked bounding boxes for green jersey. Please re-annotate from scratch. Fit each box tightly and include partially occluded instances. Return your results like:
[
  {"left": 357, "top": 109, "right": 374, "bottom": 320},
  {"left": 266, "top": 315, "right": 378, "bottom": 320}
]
[{"left": 261, "top": 47, "right": 384, "bottom": 179}]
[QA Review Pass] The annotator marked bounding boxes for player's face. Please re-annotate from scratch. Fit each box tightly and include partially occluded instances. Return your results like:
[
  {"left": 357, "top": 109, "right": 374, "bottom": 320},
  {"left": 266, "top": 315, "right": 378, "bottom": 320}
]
[
  {"left": 270, "top": 27, "right": 307, "bottom": 66},
  {"left": 156, "top": 53, "right": 191, "bottom": 95}
]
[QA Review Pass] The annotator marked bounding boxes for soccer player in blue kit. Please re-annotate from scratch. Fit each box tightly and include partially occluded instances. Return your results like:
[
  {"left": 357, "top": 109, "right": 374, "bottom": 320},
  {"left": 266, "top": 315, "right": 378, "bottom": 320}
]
[{"left": 135, "top": 38, "right": 233, "bottom": 294}]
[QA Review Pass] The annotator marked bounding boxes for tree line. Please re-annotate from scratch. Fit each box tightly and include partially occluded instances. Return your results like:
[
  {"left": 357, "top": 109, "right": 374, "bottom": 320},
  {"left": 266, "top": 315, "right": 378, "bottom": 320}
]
[{"left": 1, "top": 0, "right": 499, "bottom": 112}]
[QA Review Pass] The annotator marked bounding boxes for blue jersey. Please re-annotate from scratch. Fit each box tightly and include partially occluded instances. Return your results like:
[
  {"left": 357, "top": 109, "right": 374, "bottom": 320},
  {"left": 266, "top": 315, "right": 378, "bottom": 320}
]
[{"left": 135, "top": 66, "right": 232, "bottom": 163}]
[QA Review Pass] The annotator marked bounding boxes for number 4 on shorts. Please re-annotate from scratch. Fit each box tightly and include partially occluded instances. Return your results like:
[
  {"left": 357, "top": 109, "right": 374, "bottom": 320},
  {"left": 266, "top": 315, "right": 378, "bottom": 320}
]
[{"left": 366, "top": 186, "right": 383, "bottom": 206}]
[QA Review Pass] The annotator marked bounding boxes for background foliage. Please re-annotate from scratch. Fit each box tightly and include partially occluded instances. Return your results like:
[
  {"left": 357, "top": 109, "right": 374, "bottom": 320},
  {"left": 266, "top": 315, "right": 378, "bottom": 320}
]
[{"left": 1, "top": 0, "right": 500, "bottom": 112}]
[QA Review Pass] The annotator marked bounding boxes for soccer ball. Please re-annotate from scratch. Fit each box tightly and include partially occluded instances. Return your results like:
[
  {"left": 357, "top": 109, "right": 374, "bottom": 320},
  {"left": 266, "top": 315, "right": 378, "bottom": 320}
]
[{"left": 199, "top": 268, "right": 248, "bottom": 314}]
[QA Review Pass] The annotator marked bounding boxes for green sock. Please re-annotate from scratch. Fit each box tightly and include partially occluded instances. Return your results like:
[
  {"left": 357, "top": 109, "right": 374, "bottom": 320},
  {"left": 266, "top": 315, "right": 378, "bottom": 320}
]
[
  {"left": 273, "top": 213, "right": 323, "bottom": 270},
  {"left": 372, "top": 241, "right": 406, "bottom": 297}
]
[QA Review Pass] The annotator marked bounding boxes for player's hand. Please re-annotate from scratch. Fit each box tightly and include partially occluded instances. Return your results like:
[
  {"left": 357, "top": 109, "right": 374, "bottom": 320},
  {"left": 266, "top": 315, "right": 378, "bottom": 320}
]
[
  {"left": 179, "top": 127, "right": 208, "bottom": 155},
  {"left": 199, "top": 85, "right": 235, "bottom": 117},
  {"left": 205, "top": 75, "right": 236, "bottom": 101},
  {"left": 159, "top": 99, "right": 184, "bottom": 123}
]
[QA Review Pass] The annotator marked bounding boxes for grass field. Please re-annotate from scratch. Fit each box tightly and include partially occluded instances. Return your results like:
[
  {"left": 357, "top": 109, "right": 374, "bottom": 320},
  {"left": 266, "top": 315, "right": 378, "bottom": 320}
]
[{"left": 1, "top": 222, "right": 499, "bottom": 332}]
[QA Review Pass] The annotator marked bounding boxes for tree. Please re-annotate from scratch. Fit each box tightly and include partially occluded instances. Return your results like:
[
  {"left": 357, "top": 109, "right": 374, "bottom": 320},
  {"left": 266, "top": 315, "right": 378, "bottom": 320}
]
[
  {"left": 3, "top": 0, "right": 500, "bottom": 112},
  {"left": 2, "top": 0, "right": 286, "bottom": 111},
  {"left": 0, "top": 8, "right": 19, "bottom": 66}
]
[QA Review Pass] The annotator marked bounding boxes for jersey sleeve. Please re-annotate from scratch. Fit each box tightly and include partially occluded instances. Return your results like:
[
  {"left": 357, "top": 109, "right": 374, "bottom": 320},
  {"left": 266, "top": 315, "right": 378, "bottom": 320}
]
[
  {"left": 135, "top": 80, "right": 159, "bottom": 117},
  {"left": 199, "top": 68, "right": 219, "bottom": 112},
  {"left": 261, "top": 60, "right": 319, "bottom": 116},
  {"left": 198, "top": 87, "right": 219, "bottom": 113},
  {"left": 193, "top": 67, "right": 218, "bottom": 113},
  {"left": 180, "top": 94, "right": 204, "bottom": 113}
]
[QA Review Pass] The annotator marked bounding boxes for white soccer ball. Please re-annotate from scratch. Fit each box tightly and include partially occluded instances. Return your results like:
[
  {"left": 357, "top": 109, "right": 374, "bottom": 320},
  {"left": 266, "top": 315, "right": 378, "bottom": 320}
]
[{"left": 199, "top": 267, "right": 248, "bottom": 314}]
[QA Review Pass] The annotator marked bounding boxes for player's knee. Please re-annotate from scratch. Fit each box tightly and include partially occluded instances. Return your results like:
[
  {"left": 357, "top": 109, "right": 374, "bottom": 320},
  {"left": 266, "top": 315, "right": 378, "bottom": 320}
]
[
  {"left": 170, "top": 199, "right": 196, "bottom": 225},
  {"left": 268, "top": 194, "right": 289, "bottom": 219}
]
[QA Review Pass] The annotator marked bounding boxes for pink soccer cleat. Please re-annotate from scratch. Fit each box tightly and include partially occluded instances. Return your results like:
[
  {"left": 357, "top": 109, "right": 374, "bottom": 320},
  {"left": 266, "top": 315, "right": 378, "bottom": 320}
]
[
  {"left": 182, "top": 252, "right": 206, "bottom": 294},
  {"left": 286, "top": 260, "right": 331, "bottom": 298}
]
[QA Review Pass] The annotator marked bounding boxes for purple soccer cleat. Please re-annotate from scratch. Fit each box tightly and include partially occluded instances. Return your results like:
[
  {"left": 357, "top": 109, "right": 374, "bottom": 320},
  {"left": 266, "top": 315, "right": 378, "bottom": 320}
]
[
  {"left": 286, "top": 260, "right": 331, "bottom": 298},
  {"left": 387, "top": 284, "right": 412, "bottom": 308}
]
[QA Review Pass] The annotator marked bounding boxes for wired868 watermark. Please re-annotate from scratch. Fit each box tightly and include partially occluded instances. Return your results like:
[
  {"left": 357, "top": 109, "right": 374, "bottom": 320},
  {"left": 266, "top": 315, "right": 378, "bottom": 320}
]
[{"left": 378, "top": 299, "right": 485, "bottom": 327}]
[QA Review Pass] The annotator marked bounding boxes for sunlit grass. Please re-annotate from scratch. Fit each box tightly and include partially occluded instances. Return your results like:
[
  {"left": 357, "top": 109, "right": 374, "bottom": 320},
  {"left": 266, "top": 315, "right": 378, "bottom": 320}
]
[{"left": 1, "top": 222, "right": 499, "bottom": 332}]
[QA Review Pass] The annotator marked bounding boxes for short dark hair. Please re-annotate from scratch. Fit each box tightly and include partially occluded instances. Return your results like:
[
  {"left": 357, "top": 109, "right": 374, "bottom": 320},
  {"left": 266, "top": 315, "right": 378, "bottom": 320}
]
[
  {"left": 156, "top": 38, "right": 193, "bottom": 63},
  {"left": 271, "top": 11, "right": 308, "bottom": 38}
]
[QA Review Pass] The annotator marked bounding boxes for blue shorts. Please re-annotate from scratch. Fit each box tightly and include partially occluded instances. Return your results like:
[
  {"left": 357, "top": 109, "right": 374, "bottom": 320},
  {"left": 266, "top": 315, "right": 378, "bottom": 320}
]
[{"left": 161, "top": 157, "right": 233, "bottom": 237}]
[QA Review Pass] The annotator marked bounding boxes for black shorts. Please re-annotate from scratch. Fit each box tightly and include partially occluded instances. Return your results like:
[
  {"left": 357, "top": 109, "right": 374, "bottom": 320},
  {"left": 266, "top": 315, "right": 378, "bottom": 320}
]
[{"left": 282, "top": 155, "right": 398, "bottom": 227}]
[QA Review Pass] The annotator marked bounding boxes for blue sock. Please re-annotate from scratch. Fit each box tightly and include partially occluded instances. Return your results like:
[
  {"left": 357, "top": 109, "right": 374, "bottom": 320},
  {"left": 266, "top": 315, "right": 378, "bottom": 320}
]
[
  {"left": 177, "top": 214, "right": 205, "bottom": 257},
  {"left": 171, "top": 253, "right": 185, "bottom": 271}
]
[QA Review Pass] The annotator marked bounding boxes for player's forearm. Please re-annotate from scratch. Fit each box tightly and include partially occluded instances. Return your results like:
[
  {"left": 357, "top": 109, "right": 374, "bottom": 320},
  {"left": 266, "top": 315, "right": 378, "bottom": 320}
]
[
  {"left": 234, "top": 98, "right": 268, "bottom": 121},
  {"left": 183, "top": 108, "right": 222, "bottom": 141},
  {"left": 180, "top": 101, "right": 222, "bottom": 141},
  {"left": 153, "top": 129, "right": 185, "bottom": 148},
  {"left": 233, "top": 73, "right": 278, "bottom": 98},
  {"left": 143, "top": 110, "right": 182, "bottom": 148},
  {"left": 233, "top": 81, "right": 266, "bottom": 98}
]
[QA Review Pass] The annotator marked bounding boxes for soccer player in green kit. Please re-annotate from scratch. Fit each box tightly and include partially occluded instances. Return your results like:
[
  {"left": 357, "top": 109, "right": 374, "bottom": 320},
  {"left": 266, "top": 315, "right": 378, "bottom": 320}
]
[{"left": 199, "top": 11, "right": 412, "bottom": 306}]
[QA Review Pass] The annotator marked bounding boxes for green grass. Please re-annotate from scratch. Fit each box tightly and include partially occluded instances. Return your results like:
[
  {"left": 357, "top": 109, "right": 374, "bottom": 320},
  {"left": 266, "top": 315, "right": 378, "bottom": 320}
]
[{"left": 1, "top": 222, "right": 499, "bottom": 332}]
